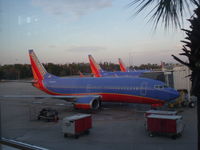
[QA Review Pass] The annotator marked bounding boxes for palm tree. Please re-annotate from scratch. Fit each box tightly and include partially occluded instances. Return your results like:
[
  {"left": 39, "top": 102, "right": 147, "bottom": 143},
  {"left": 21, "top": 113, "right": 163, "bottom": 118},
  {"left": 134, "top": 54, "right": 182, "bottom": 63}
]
[{"left": 129, "top": 0, "right": 200, "bottom": 148}]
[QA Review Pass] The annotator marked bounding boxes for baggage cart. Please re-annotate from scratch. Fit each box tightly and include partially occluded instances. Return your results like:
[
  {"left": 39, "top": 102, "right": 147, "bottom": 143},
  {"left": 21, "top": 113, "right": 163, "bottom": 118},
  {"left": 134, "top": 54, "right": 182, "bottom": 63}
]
[
  {"left": 62, "top": 114, "right": 92, "bottom": 138},
  {"left": 146, "top": 114, "right": 184, "bottom": 139},
  {"left": 145, "top": 110, "right": 177, "bottom": 117},
  {"left": 37, "top": 108, "right": 59, "bottom": 122}
]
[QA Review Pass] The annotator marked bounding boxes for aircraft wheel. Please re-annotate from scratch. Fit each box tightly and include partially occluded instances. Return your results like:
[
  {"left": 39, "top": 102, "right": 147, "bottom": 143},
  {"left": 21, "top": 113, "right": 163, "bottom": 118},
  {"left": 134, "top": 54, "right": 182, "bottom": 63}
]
[
  {"left": 189, "top": 101, "right": 195, "bottom": 108},
  {"left": 181, "top": 101, "right": 187, "bottom": 107}
]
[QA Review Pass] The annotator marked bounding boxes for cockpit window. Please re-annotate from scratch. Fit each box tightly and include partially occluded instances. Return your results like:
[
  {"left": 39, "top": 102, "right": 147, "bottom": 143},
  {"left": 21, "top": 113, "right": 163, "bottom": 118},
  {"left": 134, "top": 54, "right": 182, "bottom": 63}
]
[
  {"left": 163, "top": 85, "right": 168, "bottom": 88},
  {"left": 154, "top": 84, "right": 168, "bottom": 89}
]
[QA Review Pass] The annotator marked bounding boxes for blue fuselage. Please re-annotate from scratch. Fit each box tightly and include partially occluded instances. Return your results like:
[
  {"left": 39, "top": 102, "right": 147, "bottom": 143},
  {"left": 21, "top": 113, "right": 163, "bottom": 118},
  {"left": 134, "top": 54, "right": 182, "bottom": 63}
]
[
  {"left": 99, "top": 70, "right": 150, "bottom": 77},
  {"left": 42, "top": 74, "right": 179, "bottom": 105}
]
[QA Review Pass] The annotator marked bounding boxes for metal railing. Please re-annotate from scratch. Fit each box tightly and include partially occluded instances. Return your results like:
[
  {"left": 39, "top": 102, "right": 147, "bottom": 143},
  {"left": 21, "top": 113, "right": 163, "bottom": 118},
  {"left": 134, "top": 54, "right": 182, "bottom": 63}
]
[{"left": 0, "top": 138, "right": 48, "bottom": 150}]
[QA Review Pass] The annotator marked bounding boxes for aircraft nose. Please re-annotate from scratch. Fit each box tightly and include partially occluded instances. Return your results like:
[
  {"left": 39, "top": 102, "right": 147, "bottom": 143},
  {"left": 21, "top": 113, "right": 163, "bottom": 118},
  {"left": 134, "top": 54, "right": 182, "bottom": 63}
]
[{"left": 169, "top": 89, "right": 180, "bottom": 100}]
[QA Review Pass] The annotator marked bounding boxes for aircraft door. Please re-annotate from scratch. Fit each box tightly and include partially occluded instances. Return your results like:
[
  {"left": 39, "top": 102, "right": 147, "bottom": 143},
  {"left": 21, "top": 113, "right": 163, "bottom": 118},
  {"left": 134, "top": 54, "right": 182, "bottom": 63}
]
[{"left": 140, "top": 82, "right": 147, "bottom": 96}]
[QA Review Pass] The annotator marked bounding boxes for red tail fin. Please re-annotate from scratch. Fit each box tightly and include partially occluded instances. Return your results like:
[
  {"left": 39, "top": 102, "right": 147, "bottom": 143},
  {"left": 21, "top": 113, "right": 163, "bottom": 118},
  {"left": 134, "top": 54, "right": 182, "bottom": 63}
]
[
  {"left": 29, "top": 50, "right": 47, "bottom": 81},
  {"left": 88, "top": 55, "right": 102, "bottom": 77},
  {"left": 118, "top": 58, "right": 127, "bottom": 72}
]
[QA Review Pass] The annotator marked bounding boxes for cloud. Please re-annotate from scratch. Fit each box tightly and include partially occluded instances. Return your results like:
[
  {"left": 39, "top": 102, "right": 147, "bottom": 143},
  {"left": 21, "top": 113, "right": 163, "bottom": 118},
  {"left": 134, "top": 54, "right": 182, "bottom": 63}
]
[
  {"left": 32, "top": 0, "right": 113, "bottom": 18},
  {"left": 66, "top": 46, "right": 106, "bottom": 52}
]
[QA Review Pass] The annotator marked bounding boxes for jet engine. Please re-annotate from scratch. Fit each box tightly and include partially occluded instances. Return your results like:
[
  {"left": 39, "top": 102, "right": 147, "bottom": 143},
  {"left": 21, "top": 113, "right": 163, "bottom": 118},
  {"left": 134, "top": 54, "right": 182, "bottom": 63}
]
[{"left": 73, "top": 96, "right": 101, "bottom": 110}]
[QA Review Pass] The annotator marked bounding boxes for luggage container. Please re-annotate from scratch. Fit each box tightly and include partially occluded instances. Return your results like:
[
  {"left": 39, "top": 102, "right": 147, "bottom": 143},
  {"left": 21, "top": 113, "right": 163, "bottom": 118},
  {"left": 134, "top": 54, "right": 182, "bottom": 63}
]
[
  {"left": 145, "top": 110, "right": 178, "bottom": 117},
  {"left": 146, "top": 114, "right": 184, "bottom": 139},
  {"left": 62, "top": 114, "right": 92, "bottom": 138}
]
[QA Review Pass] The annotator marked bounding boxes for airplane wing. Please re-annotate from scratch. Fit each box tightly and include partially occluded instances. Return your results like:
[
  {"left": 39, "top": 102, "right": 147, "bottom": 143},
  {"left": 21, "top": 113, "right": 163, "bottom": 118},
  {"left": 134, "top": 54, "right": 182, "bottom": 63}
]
[
  {"left": 0, "top": 80, "right": 37, "bottom": 83},
  {"left": 0, "top": 95, "right": 102, "bottom": 110},
  {"left": 0, "top": 94, "right": 100, "bottom": 100}
]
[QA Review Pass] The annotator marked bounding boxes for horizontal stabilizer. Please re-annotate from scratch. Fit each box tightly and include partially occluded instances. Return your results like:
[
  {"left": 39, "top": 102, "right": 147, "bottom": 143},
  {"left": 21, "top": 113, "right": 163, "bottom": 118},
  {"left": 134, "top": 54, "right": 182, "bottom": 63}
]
[{"left": 0, "top": 80, "right": 37, "bottom": 83}]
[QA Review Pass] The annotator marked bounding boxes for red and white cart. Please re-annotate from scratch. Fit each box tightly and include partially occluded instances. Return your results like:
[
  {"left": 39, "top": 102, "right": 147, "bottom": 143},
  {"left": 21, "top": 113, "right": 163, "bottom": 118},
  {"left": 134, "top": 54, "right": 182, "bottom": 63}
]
[
  {"left": 62, "top": 114, "right": 92, "bottom": 138},
  {"left": 146, "top": 114, "right": 184, "bottom": 139}
]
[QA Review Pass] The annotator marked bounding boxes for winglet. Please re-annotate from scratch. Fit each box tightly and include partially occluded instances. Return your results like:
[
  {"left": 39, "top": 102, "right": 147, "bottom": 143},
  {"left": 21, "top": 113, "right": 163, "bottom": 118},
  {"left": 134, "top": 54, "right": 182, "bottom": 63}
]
[
  {"left": 118, "top": 58, "right": 127, "bottom": 72},
  {"left": 29, "top": 50, "right": 47, "bottom": 80},
  {"left": 88, "top": 55, "right": 102, "bottom": 77}
]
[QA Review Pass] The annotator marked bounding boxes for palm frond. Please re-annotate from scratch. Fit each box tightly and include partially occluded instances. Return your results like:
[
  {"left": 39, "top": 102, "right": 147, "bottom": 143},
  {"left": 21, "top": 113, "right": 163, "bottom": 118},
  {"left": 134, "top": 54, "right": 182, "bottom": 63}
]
[
  {"left": 128, "top": 0, "right": 196, "bottom": 29},
  {"left": 171, "top": 54, "right": 190, "bottom": 67}
]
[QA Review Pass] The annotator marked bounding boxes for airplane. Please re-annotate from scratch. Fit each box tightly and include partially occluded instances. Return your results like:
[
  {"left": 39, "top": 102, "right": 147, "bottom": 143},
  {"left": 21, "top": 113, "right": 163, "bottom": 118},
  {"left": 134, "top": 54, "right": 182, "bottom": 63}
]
[
  {"left": 88, "top": 55, "right": 145, "bottom": 77},
  {"left": 118, "top": 58, "right": 149, "bottom": 73},
  {"left": 1, "top": 50, "right": 179, "bottom": 110},
  {"left": 118, "top": 58, "right": 168, "bottom": 82}
]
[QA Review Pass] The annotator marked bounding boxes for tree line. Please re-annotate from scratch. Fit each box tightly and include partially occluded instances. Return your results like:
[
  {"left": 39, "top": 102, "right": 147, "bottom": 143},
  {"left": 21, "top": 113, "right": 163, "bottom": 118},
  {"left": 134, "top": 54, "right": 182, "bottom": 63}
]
[{"left": 0, "top": 62, "right": 161, "bottom": 80}]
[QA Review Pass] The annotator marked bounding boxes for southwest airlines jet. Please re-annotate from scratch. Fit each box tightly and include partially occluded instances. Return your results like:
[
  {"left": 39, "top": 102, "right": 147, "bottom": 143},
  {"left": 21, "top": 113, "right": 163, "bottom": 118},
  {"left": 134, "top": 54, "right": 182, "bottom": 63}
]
[
  {"left": 1, "top": 50, "right": 179, "bottom": 110},
  {"left": 118, "top": 58, "right": 149, "bottom": 73},
  {"left": 88, "top": 55, "right": 148, "bottom": 77}
]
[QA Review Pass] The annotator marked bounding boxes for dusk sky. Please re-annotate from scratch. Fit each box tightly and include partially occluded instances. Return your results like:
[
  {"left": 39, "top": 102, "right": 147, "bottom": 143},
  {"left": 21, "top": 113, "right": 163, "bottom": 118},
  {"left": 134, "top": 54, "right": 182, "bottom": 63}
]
[{"left": 0, "top": 0, "right": 192, "bottom": 66}]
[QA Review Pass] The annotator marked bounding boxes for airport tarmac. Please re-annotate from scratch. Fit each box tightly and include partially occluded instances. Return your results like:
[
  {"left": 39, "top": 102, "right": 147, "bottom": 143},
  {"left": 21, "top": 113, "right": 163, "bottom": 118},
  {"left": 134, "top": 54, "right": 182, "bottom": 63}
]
[{"left": 0, "top": 82, "right": 197, "bottom": 150}]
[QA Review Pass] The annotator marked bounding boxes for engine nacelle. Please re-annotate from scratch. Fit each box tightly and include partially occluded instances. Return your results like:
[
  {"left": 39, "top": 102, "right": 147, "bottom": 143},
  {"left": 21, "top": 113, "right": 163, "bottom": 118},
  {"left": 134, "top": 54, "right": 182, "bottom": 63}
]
[{"left": 74, "top": 96, "right": 101, "bottom": 110}]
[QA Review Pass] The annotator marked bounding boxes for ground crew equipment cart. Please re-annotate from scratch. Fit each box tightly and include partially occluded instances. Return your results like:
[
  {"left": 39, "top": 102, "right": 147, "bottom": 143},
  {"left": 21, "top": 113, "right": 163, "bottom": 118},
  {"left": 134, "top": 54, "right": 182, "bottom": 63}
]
[
  {"left": 146, "top": 114, "right": 184, "bottom": 139},
  {"left": 62, "top": 114, "right": 92, "bottom": 138}
]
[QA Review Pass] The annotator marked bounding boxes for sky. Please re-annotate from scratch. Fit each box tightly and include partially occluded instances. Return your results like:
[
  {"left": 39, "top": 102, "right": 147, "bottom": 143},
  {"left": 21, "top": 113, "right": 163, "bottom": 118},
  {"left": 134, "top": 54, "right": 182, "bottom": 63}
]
[{"left": 0, "top": 0, "right": 193, "bottom": 66}]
